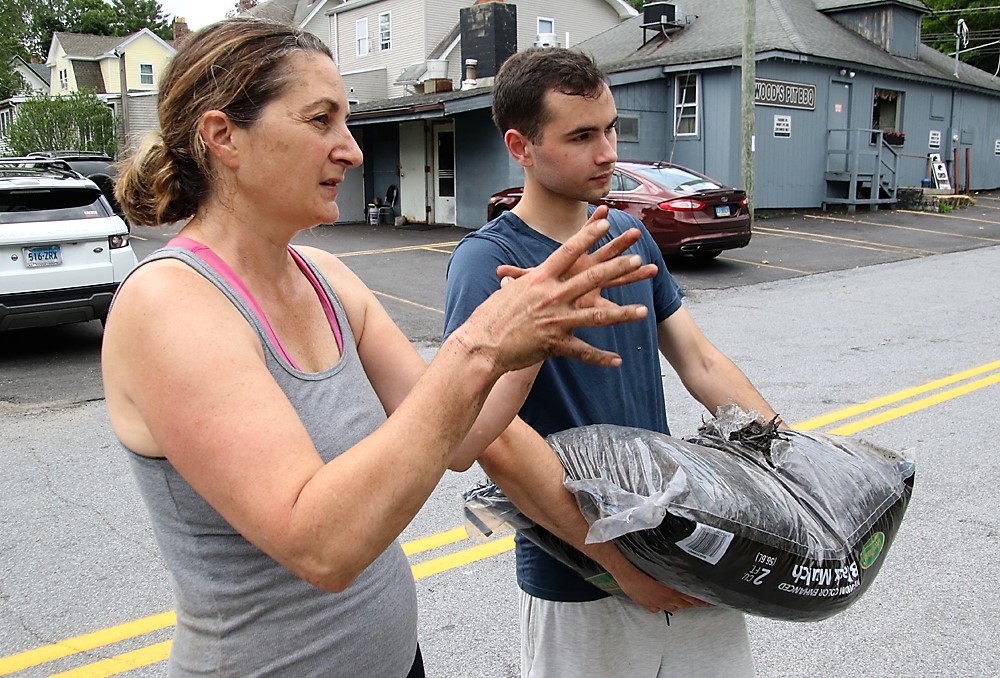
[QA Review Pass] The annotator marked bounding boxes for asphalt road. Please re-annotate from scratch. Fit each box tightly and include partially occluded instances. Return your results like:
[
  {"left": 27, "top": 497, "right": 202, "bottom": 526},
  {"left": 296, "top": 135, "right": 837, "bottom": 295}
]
[{"left": 1, "top": 196, "right": 999, "bottom": 677}]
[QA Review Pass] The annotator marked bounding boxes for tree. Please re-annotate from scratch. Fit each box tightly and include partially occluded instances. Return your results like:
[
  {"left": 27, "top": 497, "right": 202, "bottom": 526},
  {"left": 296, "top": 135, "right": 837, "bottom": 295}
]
[
  {"left": 6, "top": 90, "right": 118, "bottom": 156},
  {"left": 0, "top": 0, "right": 31, "bottom": 100},
  {"left": 922, "top": 0, "right": 1000, "bottom": 74},
  {"left": 626, "top": 0, "right": 643, "bottom": 10},
  {"left": 111, "top": 0, "right": 171, "bottom": 40}
]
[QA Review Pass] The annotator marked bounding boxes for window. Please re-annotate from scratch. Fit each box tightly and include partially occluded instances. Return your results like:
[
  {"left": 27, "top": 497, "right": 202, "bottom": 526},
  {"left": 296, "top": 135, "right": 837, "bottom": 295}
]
[
  {"left": 872, "top": 88, "right": 903, "bottom": 135},
  {"left": 356, "top": 18, "right": 369, "bottom": 56},
  {"left": 673, "top": 74, "right": 699, "bottom": 136},
  {"left": 538, "top": 17, "right": 555, "bottom": 35},
  {"left": 379, "top": 12, "right": 391, "bottom": 51},
  {"left": 0, "top": 109, "right": 11, "bottom": 137},
  {"left": 59, "top": 68, "right": 68, "bottom": 90},
  {"left": 617, "top": 115, "right": 640, "bottom": 142},
  {"left": 139, "top": 64, "right": 154, "bottom": 85}
]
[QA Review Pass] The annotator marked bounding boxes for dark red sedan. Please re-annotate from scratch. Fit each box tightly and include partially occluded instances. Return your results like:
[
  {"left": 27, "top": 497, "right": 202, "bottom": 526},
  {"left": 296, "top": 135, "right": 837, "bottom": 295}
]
[{"left": 486, "top": 160, "right": 751, "bottom": 259}]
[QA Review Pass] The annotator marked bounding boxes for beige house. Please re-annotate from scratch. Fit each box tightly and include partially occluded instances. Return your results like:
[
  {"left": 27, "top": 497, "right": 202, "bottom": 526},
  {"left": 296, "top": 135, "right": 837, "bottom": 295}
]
[{"left": 45, "top": 29, "right": 175, "bottom": 98}]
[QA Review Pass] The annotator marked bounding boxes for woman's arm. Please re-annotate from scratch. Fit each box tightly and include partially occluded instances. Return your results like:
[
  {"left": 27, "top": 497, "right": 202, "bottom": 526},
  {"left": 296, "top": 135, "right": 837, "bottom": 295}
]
[{"left": 103, "top": 219, "right": 650, "bottom": 592}]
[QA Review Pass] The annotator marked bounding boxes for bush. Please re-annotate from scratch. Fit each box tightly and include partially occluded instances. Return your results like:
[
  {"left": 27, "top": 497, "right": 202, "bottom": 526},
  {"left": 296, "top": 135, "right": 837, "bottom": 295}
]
[{"left": 7, "top": 90, "right": 118, "bottom": 157}]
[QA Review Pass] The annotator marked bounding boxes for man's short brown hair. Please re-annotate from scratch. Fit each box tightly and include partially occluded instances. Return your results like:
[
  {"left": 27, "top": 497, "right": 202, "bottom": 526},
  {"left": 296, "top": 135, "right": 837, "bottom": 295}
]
[{"left": 492, "top": 48, "right": 609, "bottom": 142}]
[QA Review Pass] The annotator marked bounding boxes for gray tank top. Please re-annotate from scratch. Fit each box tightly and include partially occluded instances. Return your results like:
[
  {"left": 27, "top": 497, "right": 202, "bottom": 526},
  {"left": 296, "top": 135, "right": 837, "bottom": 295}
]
[{"left": 125, "top": 246, "right": 418, "bottom": 677}]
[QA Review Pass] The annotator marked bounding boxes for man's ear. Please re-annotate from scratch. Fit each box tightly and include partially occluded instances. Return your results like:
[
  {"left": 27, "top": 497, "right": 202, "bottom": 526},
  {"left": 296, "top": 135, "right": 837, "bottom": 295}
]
[
  {"left": 199, "top": 110, "right": 240, "bottom": 170},
  {"left": 504, "top": 129, "right": 534, "bottom": 169}
]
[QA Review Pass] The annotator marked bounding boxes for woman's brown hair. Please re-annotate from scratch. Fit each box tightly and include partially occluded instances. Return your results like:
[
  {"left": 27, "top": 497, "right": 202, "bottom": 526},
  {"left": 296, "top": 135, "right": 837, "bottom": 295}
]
[{"left": 115, "top": 17, "right": 332, "bottom": 226}]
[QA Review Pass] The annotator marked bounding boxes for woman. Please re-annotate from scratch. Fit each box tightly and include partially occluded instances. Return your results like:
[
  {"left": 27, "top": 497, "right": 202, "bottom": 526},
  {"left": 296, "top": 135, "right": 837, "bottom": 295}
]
[{"left": 102, "top": 17, "right": 654, "bottom": 677}]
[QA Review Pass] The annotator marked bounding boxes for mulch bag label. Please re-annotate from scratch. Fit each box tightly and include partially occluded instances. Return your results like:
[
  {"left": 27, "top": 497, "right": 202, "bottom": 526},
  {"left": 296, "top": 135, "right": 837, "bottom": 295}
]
[{"left": 464, "top": 406, "right": 915, "bottom": 622}]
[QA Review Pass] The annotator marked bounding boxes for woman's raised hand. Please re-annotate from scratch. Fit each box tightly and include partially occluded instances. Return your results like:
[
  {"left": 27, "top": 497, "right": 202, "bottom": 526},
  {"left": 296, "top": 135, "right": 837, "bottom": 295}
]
[{"left": 457, "top": 206, "right": 658, "bottom": 373}]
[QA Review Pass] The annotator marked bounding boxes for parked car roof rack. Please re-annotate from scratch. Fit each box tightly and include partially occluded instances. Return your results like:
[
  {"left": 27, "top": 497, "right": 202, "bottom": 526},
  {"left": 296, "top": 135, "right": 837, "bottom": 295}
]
[{"left": 0, "top": 157, "right": 79, "bottom": 178}]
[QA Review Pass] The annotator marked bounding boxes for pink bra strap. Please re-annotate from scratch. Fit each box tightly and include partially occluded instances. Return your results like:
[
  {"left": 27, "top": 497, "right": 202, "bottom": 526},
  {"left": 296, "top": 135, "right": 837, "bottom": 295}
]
[
  {"left": 169, "top": 237, "right": 343, "bottom": 369},
  {"left": 289, "top": 246, "right": 344, "bottom": 352}
]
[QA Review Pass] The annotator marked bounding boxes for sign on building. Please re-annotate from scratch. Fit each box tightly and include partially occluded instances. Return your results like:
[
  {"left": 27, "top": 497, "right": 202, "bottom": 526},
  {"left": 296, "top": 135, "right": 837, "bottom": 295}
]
[{"left": 754, "top": 78, "right": 816, "bottom": 110}]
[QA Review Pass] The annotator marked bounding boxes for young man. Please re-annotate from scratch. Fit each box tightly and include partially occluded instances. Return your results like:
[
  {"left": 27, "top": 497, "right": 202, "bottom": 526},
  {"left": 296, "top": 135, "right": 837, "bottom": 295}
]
[{"left": 444, "top": 48, "right": 782, "bottom": 677}]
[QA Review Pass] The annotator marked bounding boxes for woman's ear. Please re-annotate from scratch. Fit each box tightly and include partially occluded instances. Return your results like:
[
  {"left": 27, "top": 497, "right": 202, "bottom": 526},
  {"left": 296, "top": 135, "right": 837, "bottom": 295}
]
[
  {"left": 504, "top": 129, "right": 534, "bottom": 169},
  {"left": 199, "top": 110, "right": 240, "bottom": 170}
]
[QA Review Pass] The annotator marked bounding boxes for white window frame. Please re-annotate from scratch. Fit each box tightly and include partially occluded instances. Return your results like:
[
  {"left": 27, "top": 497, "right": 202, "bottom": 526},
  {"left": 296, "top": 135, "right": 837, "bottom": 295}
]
[
  {"left": 378, "top": 11, "right": 391, "bottom": 51},
  {"left": 59, "top": 68, "right": 68, "bottom": 90},
  {"left": 139, "top": 63, "right": 154, "bottom": 85},
  {"left": 0, "top": 109, "right": 12, "bottom": 137},
  {"left": 356, "top": 18, "right": 370, "bottom": 57},
  {"left": 673, "top": 74, "right": 699, "bottom": 136},
  {"left": 537, "top": 17, "right": 555, "bottom": 35}
]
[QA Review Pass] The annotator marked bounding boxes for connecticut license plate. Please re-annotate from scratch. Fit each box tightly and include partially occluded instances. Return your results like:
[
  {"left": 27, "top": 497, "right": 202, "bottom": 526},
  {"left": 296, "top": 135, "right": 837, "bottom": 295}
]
[
  {"left": 23, "top": 245, "right": 62, "bottom": 267},
  {"left": 714, "top": 205, "right": 732, "bottom": 218}
]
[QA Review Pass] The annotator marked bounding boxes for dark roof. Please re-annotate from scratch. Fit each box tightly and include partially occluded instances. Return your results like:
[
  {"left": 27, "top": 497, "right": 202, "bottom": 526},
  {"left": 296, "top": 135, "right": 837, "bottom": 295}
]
[
  {"left": 70, "top": 60, "right": 106, "bottom": 93},
  {"left": 813, "top": 0, "right": 928, "bottom": 11},
  {"left": 53, "top": 32, "right": 129, "bottom": 58},
  {"left": 247, "top": 0, "right": 299, "bottom": 24},
  {"left": 576, "top": 0, "right": 1000, "bottom": 94},
  {"left": 349, "top": 85, "right": 493, "bottom": 124},
  {"left": 28, "top": 63, "right": 50, "bottom": 84},
  {"left": 248, "top": 0, "right": 328, "bottom": 25}
]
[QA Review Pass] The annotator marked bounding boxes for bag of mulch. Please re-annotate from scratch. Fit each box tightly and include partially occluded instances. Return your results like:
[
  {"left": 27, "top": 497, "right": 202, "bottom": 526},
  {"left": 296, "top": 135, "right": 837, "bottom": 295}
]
[{"left": 463, "top": 406, "right": 915, "bottom": 622}]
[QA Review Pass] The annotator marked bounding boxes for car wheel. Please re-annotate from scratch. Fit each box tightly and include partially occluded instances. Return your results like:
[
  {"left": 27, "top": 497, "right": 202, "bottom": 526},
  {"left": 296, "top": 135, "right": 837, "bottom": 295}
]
[{"left": 693, "top": 250, "right": 722, "bottom": 260}]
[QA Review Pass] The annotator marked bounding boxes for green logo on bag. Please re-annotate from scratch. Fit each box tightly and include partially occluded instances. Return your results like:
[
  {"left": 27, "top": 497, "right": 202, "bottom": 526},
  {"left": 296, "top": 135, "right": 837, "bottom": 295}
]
[{"left": 859, "top": 532, "right": 885, "bottom": 570}]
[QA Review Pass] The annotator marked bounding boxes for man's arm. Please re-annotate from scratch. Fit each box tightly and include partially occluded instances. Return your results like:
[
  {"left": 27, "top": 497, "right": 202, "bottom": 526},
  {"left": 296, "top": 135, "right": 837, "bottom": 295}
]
[
  {"left": 478, "top": 418, "right": 707, "bottom": 613},
  {"left": 658, "top": 306, "right": 781, "bottom": 423}
]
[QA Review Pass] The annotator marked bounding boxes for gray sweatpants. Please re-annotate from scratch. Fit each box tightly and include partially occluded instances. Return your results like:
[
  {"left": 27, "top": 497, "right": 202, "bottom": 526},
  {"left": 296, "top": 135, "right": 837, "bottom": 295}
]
[{"left": 519, "top": 590, "right": 756, "bottom": 678}]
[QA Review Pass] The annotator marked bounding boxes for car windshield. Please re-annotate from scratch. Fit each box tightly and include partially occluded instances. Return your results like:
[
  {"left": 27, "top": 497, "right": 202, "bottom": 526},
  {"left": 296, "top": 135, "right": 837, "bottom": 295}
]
[
  {"left": 629, "top": 165, "right": 722, "bottom": 194},
  {"left": 0, "top": 188, "right": 109, "bottom": 224}
]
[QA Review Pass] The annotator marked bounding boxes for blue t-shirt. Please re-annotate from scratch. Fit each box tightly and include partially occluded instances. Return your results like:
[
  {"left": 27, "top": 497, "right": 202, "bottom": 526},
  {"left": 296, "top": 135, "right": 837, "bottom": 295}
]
[{"left": 443, "top": 209, "right": 684, "bottom": 602}]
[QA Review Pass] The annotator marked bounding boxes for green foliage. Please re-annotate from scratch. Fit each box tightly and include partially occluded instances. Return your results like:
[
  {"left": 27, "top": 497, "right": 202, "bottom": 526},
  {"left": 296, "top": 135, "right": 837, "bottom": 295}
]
[
  {"left": 7, "top": 90, "right": 118, "bottom": 156},
  {"left": 626, "top": 0, "right": 644, "bottom": 10},
  {"left": 0, "top": 0, "right": 30, "bottom": 100},
  {"left": 922, "top": 0, "right": 1000, "bottom": 74}
]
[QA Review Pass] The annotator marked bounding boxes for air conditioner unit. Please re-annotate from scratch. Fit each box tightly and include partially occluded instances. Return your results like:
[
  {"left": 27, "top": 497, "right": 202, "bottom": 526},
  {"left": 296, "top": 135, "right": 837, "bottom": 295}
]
[
  {"left": 644, "top": 2, "right": 677, "bottom": 26},
  {"left": 534, "top": 32, "right": 560, "bottom": 48}
]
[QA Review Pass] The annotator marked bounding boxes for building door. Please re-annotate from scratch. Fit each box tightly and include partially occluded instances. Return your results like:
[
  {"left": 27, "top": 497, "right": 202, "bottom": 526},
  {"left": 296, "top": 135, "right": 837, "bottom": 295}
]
[
  {"left": 827, "top": 81, "right": 852, "bottom": 173},
  {"left": 399, "top": 121, "right": 427, "bottom": 223},
  {"left": 433, "top": 122, "right": 456, "bottom": 224}
]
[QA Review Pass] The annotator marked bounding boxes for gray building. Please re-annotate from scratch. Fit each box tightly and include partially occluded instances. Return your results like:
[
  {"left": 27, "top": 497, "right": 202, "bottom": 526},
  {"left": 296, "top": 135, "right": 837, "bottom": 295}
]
[{"left": 351, "top": 0, "right": 1000, "bottom": 225}]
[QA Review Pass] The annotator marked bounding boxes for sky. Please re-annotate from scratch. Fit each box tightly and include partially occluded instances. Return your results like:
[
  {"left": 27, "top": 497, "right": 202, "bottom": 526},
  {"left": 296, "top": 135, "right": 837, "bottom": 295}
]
[{"left": 158, "top": 0, "right": 237, "bottom": 31}]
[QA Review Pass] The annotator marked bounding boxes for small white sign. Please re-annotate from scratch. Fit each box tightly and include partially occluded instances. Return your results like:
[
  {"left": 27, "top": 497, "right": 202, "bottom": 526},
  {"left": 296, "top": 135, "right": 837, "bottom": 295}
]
[
  {"left": 773, "top": 115, "right": 791, "bottom": 138},
  {"left": 931, "top": 159, "right": 951, "bottom": 190},
  {"left": 995, "top": 140, "right": 1000, "bottom": 155},
  {"left": 929, "top": 130, "right": 941, "bottom": 150}
]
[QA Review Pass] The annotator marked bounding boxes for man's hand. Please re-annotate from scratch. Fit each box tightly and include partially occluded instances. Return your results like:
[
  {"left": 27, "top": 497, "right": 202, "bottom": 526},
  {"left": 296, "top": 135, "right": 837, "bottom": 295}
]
[{"left": 611, "top": 561, "right": 710, "bottom": 614}]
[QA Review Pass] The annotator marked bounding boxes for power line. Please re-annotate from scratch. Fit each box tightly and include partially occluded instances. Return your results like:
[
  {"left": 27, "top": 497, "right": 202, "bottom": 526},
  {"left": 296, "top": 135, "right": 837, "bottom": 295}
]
[{"left": 924, "top": 5, "right": 1000, "bottom": 15}]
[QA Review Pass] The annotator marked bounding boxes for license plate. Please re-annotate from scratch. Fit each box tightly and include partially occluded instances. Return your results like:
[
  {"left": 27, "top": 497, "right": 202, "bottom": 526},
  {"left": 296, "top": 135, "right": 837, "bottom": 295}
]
[
  {"left": 714, "top": 205, "right": 732, "bottom": 218},
  {"left": 24, "top": 245, "right": 62, "bottom": 267}
]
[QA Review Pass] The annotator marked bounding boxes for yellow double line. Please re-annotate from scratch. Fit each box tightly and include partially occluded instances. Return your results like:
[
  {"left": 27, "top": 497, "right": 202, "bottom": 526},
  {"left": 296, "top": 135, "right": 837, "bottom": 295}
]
[{"left": 4, "top": 359, "right": 999, "bottom": 677}]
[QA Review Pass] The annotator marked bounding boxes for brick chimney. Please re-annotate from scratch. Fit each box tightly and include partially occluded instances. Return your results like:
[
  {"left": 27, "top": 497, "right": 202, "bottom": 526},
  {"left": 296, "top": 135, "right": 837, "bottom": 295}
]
[
  {"left": 460, "top": 1, "right": 517, "bottom": 80},
  {"left": 172, "top": 17, "right": 191, "bottom": 46}
]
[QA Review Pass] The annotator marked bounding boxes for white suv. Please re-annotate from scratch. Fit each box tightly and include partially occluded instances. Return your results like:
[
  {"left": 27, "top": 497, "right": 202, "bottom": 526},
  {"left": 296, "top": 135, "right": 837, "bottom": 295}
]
[{"left": 0, "top": 157, "right": 138, "bottom": 331}]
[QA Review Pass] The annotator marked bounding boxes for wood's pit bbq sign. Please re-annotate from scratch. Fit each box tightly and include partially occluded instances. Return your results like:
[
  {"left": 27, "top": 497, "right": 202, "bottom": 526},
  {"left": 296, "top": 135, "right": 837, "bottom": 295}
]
[{"left": 754, "top": 78, "right": 816, "bottom": 110}]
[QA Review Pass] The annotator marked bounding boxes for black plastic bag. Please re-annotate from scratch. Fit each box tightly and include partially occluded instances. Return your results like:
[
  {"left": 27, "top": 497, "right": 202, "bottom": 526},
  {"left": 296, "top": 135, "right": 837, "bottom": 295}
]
[{"left": 464, "top": 408, "right": 915, "bottom": 622}]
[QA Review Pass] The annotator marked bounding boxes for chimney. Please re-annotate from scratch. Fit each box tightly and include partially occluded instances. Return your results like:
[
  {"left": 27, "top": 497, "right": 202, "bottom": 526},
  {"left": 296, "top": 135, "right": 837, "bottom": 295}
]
[
  {"left": 172, "top": 17, "right": 190, "bottom": 46},
  {"left": 459, "top": 1, "right": 517, "bottom": 81},
  {"left": 461, "top": 59, "right": 478, "bottom": 90}
]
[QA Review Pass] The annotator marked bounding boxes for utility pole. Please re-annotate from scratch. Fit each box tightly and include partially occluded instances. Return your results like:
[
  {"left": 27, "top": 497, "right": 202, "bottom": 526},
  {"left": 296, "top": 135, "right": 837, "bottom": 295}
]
[
  {"left": 741, "top": 0, "right": 756, "bottom": 220},
  {"left": 114, "top": 49, "right": 130, "bottom": 151}
]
